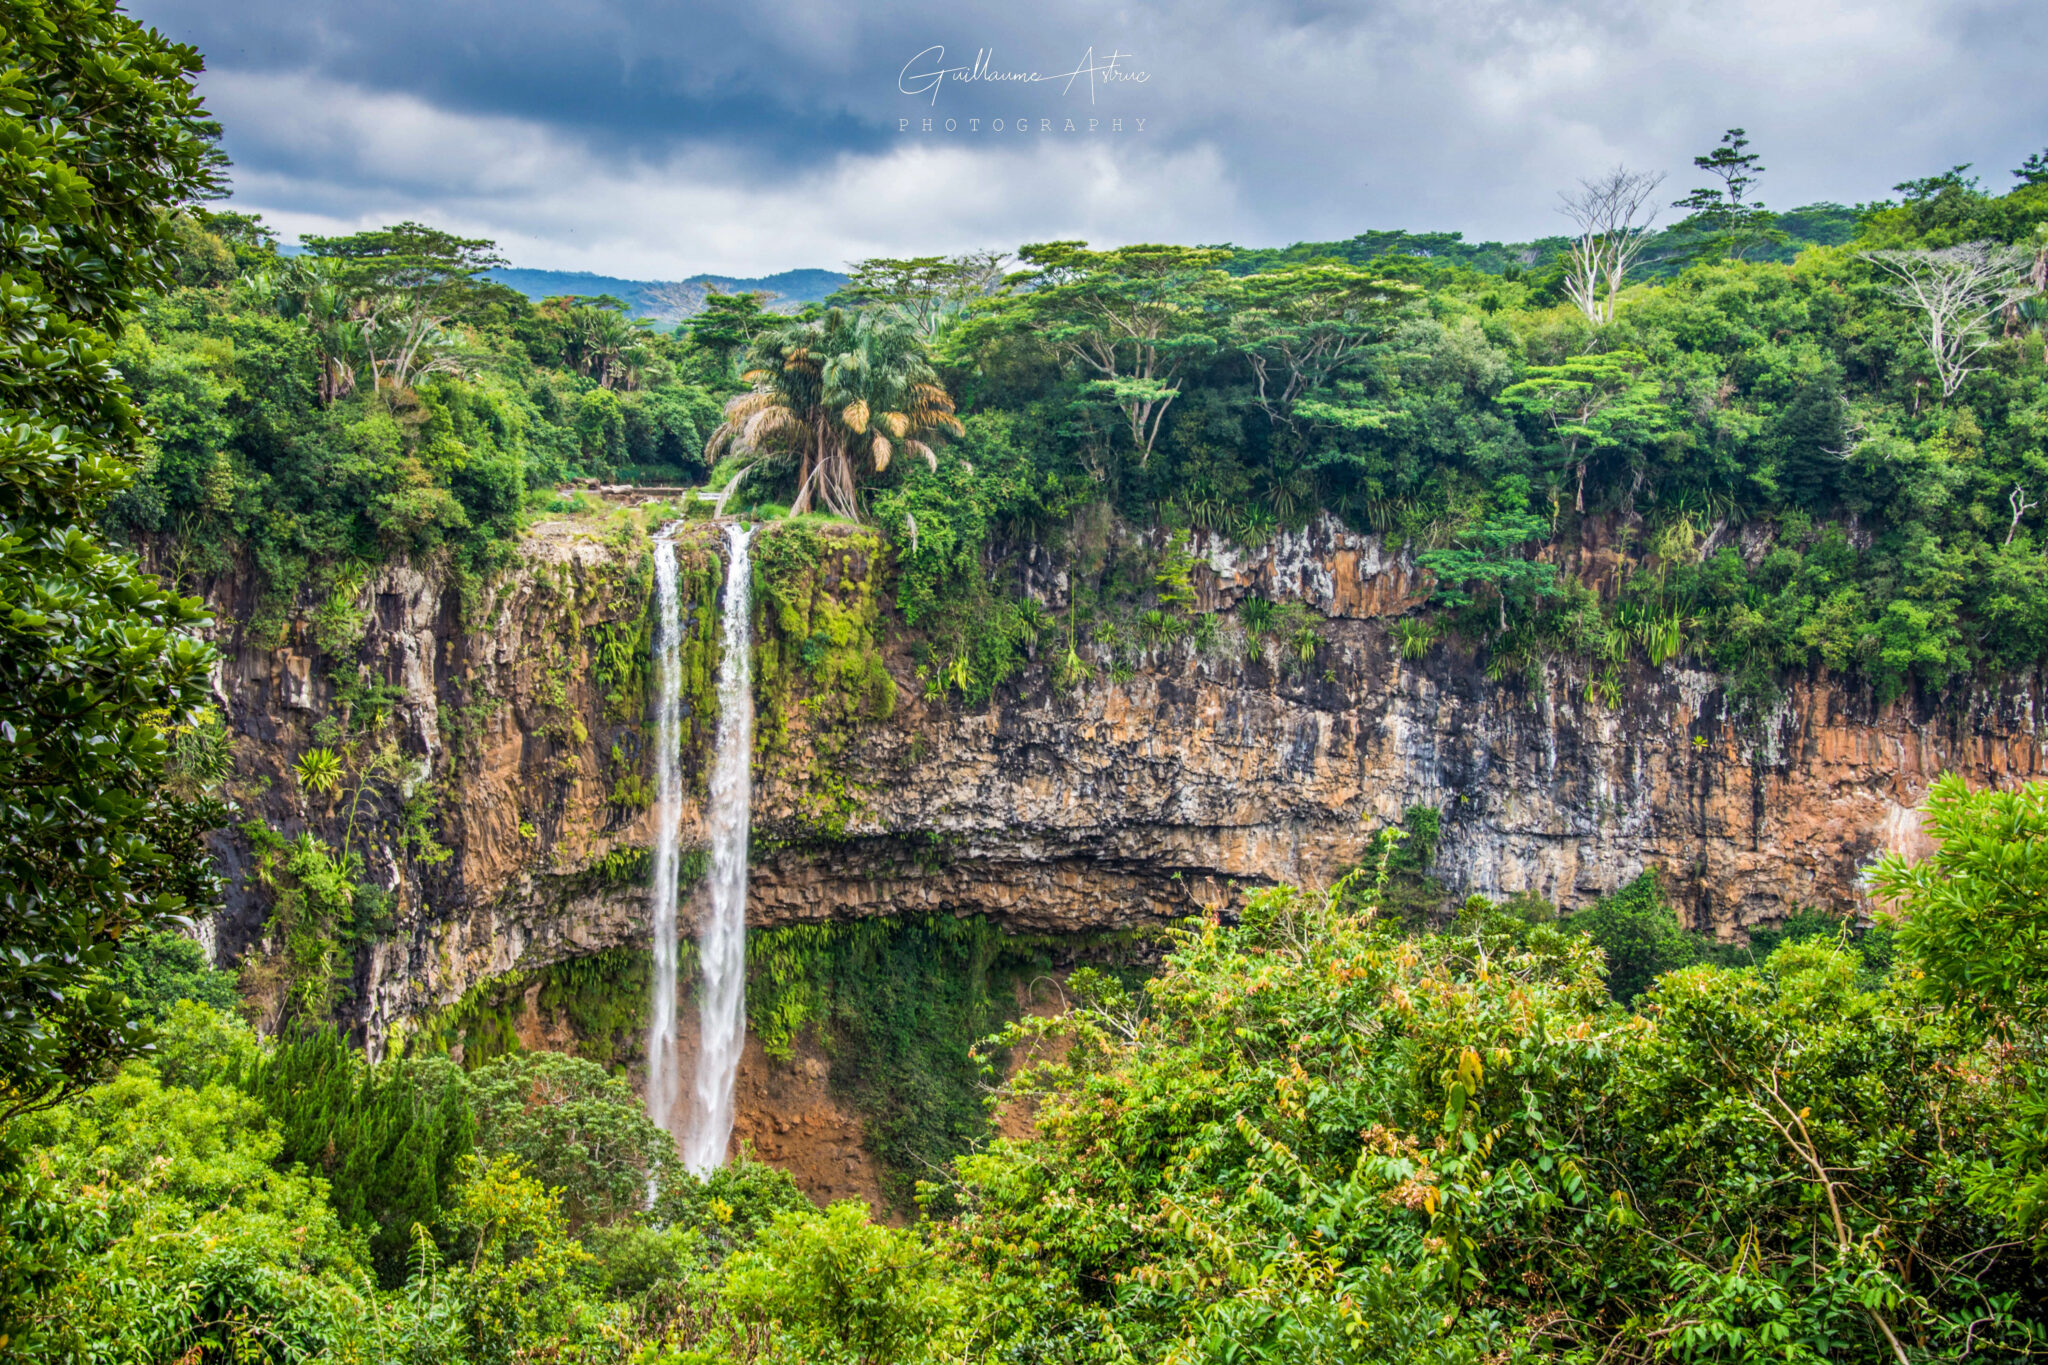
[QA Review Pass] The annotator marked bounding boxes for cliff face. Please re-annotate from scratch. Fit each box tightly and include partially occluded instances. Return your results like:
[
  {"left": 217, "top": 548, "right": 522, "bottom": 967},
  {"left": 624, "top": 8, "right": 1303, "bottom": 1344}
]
[{"left": 197, "top": 512, "right": 2048, "bottom": 1044}]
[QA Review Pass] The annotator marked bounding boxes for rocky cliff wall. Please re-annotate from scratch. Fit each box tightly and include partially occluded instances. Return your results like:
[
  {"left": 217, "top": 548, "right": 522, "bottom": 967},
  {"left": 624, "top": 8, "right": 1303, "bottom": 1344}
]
[{"left": 194, "top": 511, "right": 2048, "bottom": 1046}]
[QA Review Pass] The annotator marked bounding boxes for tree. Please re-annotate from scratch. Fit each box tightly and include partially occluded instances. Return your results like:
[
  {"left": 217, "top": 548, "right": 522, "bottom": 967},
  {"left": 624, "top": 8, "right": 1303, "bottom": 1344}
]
[
  {"left": 1558, "top": 166, "right": 1666, "bottom": 324},
  {"left": 1564, "top": 870, "right": 1698, "bottom": 1002},
  {"left": 1498, "top": 349, "right": 1667, "bottom": 513},
  {"left": 705, "top": 308, "right": 960, "bottom": 519},
  {"left": 1869, "top": 773, "right": 2048, "bottom": 1026},
  {"left": 1416, "top": 505, "right": 1558, "bottom": 632},
  {"left": 833, "top": 251, "right": 1008, "bottom": 338},
  {"left": 2016, "top": 148, "right": 2048, "bottom": 187},
  {"left": 530, "top": 295, "right": 650, "bottom": 390},
  {"left": 683, "top": 288, "right": 777, "bottom": 377},
  {"left": 440, "top": 1155, "right": 589, "bottom": 1362},
  {"left": 1869, "top": 774, "right": 2048, "bottom": 1244},
  {"left": 1896, "top": 164, "right": 1980, "bottom": 202},
  {"left": 264, "top": 256, "right": 372, "bottom": 404},
  {"left": 963, "top": 241, "right": 1229, "bottom": 467},
  {"left": 247, "top": 1027, "right": 476, "bottom": 1286},
  {"left": 1862, "top": 242, "right": 2030, "bottom": 398},
  {"left": 1671, "top": 128, "right": 1788, "bottom": 262},
  {"left": 0, "top": 0, "right": 226, "bottom": 1122},
  {"left": 101, "top": 926, "right": 239, "bottom": 1021},
  {"left": 468, "top": 1049, "right": 686, "bottom": 1233},
  {"left": 1220, "top": 265, "right": 1411, "bottom": 426},
  {"left": 724, "top": 1201, "right": 963, "bottom": 1365},
  {"left": 299, "top": 221, "right": 505, "bottom": 393}
]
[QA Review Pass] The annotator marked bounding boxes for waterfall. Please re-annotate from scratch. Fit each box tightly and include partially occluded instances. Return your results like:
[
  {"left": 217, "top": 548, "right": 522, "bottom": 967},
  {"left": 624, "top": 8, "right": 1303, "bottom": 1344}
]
[
  {"left": 645, "top": 538, "right": 685, "bottom": 1143},
  {"left": 646, "top": 524, "right": 756, "bottom": 1169},
  {"left": 682, "top": 521, "right": 756, "bottom": 1171},
  {"left": 652, "top": 521, "right": 756, "bottom": 1174}
]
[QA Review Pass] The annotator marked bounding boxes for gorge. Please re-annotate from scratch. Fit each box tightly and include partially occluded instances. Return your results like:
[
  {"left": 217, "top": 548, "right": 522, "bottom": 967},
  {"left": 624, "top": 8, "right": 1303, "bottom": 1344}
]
[
  {"left": 186, "top": 503, "right": 2046, "bottom": 1186},
  {"left": 19, "top": 10, "right": 2048, "bottom": 1355}
]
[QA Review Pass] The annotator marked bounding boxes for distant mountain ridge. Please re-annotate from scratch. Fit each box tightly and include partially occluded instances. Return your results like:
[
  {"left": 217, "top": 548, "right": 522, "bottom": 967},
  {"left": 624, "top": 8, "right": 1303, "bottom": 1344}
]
[
  {"left": 400, "top": 204, "right": 1864, "bottom": 329},
  {"left": 485, "top": 266, "right": 848, "bottom": 322}
]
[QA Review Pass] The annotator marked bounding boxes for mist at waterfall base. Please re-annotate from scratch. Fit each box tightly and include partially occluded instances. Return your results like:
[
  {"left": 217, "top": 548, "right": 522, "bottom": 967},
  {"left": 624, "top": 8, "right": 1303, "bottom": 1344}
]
[{"left": 644, "top": 524, "right": 755, "bottom": 1175}]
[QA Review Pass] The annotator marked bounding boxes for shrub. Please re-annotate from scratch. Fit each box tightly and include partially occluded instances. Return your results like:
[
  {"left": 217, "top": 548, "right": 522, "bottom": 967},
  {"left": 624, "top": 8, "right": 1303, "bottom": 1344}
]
[{"left": 1566, "top": 869, "right": 1699, "bottom": 1003}]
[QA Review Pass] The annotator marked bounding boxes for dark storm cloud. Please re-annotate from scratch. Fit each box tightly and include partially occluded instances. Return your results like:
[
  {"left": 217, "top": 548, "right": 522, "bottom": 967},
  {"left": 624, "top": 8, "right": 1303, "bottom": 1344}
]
[
  {"left": 132, "top": 0, "right": 1159, "bottom": 170},
  {"left": 125, "top": 0, "right": 2048, "bottom": 277},
  {"left": 132, "top": 0, "right": 900, "bottom": 170}
]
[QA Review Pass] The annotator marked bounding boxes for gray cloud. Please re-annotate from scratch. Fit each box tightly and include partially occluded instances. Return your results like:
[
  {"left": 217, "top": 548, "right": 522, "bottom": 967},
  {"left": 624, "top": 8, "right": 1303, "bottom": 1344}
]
[{"left": 129, "top": 0, "right": 2048, "bottom": 276}]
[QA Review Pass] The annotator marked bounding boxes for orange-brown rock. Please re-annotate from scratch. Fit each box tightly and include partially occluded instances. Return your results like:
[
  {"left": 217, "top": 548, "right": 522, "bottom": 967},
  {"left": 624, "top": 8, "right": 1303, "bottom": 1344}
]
[{"left": 194, "top": 514, "right": 2048, "bottom": 1053}]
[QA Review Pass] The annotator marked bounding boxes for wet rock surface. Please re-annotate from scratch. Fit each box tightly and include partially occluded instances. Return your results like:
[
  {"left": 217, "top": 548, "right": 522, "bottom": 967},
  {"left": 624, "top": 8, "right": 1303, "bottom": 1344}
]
[{"left": 195, "top": 516, "right": 2048, "bottom": 1046}]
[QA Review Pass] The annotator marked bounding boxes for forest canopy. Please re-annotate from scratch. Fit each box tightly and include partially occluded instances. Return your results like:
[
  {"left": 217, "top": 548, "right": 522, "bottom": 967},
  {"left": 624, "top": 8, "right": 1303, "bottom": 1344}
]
[
  {"left": 104, "top": 135, "right": 2048, "bottom": 714},
  {"left": 9, "top": 5, "right": 2048, "bottom": 1361}
]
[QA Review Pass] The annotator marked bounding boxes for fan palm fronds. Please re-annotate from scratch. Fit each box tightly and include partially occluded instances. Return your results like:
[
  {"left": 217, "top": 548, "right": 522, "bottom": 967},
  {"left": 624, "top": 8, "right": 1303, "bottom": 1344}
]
[{"left": 705, "top": 306, "right": 965, "bottom": 520}]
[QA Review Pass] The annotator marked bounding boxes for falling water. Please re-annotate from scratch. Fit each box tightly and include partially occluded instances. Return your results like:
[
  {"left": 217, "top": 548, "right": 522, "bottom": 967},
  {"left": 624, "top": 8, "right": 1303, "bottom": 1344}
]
[
  {"left": 645, "top": 523, "right": 756, "bottom": 1170},
  {"left": 682, "top": 521, "right": 755, "bottom": 1172},
  {"left": 644, "top": 537, "right": 686, "bottom": 1143}
]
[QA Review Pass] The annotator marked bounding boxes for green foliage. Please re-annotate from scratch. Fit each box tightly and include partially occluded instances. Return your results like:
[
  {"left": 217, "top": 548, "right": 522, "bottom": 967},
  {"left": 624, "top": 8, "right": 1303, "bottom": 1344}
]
[
  {"left": 436, "top": 1154, "right": 593, "bottom": 1364},
  {"left": 1870, "top": 775, "right": 2048, "bottom": 1245},
  {"left": 0, "top": 0, "right": 228, "bottom": 1123},
  {"left": 1566, "top": 868, "right": 1700, "bottom": 1003},
  {"left": 535, "top": 946, "right": 651, "bottom": 1065},
  {"left": 746, "top": 916, "right": 1049, "bottom": 1208},
  {"left": 751, "top": 521, "right": 897, "bottom": 829},
  {"left": 405, "top": 968, "right": 533, "bottom": 1070},
  {"left": 1416, "top": 490, "right": 1560, "bottom": 634},
  {"left": 591, "top": 606, "right": 652, "bottom": 722},
  {"left": 871, "top": 411, "right": 1088, "bottom": 703},
  {"left": 651, "top": 1149, "right": 814, "bottom": 1262},
  {"left": 98, "top": 926, "right": 239, "bottom": 1021},
  {"left": 246, "top": 1025, "right": 475, "bottom": 1286},
  {"left": 708, "top": 307, "right": 962, "bottom": 520},
  {"left": 1356, "top": 805, "right": 1449, "bottom": 926},
  {"left": 915, "top": 814, "right": 2048, "bottom": 1363},
  {"left": 723, "top": 1201, "right": 964, "bottom": 1365},
  {"left": 468, "top": 1049, "right": 683, "bottom": 1233},
  {"left": 4, "top": 1058, "right": 370, "bottom": 1358},
  {"left": 890, "top": 166, "right": 2048, "bottom": 707},
  {"left": 0, "top": 1010, "right": 810, "bottom": 1361},
  {"left": 1669, "top": 128, "right": 1791, "bottom": 263},
  {"left": 241, "top": 827, "right": 373, "bottom": 1023},
  {"left": 15, "top": 775, "right": 2048, "bottom": 1362},
  {"left": 950, "top": 242, "right": 1234, "bottom": 469},
  {"left": 1871, "top": 772, "right": 2048, "bottom": 1024},
  {"left": 1696, "top": 908, "right": 1894, "bottom": 978}
]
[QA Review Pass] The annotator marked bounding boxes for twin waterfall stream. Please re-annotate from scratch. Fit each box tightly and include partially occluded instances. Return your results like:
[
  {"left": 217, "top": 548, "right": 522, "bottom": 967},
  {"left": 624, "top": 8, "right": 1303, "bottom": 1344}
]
[{"left": 646, "top": 523, "right": 755, "bottom": 1174}]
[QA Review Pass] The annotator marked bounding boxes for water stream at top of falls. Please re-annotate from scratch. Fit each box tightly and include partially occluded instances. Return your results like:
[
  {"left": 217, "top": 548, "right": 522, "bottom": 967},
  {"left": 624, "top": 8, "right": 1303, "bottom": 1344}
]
[{"left": 646, "top": 523, "right": 756, "bottom": 1173}]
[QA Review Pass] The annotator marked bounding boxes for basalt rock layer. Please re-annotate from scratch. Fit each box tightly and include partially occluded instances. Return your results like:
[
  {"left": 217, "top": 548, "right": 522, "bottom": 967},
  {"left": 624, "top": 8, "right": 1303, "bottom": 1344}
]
[{"left": 194, "top": 513, "right": 2047, "bottom": 1046}]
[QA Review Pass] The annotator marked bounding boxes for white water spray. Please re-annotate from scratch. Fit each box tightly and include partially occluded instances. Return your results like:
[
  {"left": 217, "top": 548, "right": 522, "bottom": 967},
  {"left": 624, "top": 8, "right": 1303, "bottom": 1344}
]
[
  {"left": 645, "top": 523, "right": 755, "bottom": 1170},
  {"left": 644, "top": 538, "right": 686, "bottom": 1143},
  {"left": 684, "top": 522, "right": 755, "bottom": 1171}
]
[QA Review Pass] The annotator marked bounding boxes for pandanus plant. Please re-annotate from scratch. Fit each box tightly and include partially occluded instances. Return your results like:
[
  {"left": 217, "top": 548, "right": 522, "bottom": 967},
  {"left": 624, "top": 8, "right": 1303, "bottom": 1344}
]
[{"left": 704, "top": 308, "right": 962, "bottom": 519}]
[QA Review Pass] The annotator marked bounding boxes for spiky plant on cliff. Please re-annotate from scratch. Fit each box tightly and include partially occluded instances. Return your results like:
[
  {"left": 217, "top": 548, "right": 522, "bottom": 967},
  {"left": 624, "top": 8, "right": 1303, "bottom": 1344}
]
[{"left": 704, "top": 308, "right": 962, "bottom": 519}]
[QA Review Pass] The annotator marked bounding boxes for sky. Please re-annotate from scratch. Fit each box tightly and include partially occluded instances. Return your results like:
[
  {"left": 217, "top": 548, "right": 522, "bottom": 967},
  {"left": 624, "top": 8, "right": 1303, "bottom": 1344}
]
[{"left": 128, "top": 0, "right": 2048, "bottom": 280}]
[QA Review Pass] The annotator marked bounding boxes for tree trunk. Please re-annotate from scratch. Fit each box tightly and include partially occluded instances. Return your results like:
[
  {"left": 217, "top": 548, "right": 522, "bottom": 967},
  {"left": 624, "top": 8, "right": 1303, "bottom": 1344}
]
[{"left": 789, "top": 423, "right": 819, "bottom": 516}]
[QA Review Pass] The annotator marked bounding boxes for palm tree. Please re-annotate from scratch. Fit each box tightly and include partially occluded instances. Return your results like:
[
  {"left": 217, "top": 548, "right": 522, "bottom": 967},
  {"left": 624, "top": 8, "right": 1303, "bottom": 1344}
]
[
  {"left": 583, "top": 307, "right": 647, "bottom": 390},
  {"left": 704, "top": 308, "right": 961, "bottom": 519},
  {"left": 260, "top": 259, "right": 371, "bottom": 405}
]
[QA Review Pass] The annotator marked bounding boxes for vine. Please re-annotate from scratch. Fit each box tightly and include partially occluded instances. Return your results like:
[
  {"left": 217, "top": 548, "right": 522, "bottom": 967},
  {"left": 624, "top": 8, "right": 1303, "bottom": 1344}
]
[{"left": 743, "top": 914, "right": 1150, "bottom": 1211}]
